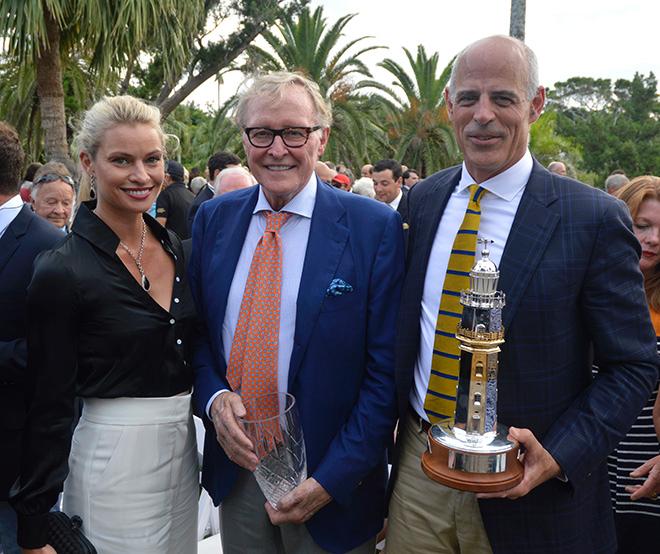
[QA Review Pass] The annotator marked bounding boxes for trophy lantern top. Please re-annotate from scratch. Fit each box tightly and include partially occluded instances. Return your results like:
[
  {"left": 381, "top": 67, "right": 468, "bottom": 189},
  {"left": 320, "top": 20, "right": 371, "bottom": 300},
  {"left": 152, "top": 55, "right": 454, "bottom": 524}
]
[{"left": 469, "top": 239, "right": 500, "bottom": 296}]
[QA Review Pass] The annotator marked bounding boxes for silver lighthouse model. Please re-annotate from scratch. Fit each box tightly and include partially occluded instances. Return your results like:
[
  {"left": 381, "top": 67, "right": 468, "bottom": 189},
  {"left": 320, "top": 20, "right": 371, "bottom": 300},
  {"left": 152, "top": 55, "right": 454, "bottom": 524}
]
[{"left": 421, "top": 239, "right": 523, "bottom": 492}]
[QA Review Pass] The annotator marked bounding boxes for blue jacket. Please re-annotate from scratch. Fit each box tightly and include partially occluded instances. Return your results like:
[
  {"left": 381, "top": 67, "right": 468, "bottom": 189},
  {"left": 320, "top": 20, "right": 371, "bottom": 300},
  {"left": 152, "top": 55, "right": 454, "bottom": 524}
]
[
  {"left": 0, "top": 205, "right": 61, "bottom": 499},
  {"left": 190, "top": 178, "right": 405, "bottom": 553},
  {"left": 393, "top": 161, "right": 659, "bottom": 553}
]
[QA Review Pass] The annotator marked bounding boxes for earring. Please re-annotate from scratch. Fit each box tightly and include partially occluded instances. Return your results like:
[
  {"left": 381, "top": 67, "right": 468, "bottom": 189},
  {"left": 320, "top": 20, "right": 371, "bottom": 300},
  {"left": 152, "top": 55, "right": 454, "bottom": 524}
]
[{"left": 89, "top": 174, "right": 97, "bottom": 199}]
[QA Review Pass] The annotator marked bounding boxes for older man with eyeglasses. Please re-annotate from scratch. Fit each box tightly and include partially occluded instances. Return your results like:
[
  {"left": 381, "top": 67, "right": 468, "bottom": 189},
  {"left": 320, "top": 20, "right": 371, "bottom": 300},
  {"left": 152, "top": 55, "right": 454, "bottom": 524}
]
[
  {"left": 190, "top": 72, "right": 405, "bottom": 554},
  {"left": 30, "top": 162, "right": 76, "bottom": 233}
]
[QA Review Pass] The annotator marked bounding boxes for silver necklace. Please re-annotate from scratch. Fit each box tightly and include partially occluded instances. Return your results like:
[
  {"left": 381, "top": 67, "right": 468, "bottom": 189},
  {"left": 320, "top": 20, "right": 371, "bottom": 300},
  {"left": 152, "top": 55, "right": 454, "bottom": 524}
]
[{"left": 119, "top": 220, "right": 150, "bottom": 291}]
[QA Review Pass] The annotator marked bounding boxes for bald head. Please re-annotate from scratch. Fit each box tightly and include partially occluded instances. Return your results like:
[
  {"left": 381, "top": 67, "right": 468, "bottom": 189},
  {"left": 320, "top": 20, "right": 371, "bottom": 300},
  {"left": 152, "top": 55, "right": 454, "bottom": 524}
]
[
  {"left": 213, "top": 167, "right": 255, "bottom": 197},
  {"left": 548, "top": 161, "right": 567, "bottom": 176},
  {"left": 315, "top": 161, "right": 337, "bottom": 183},
  {"left": 448, "top": 35, "right": 539, "bottom": 102},
  {"left": 444, "top": 35, "right": 545, "bottom": 183},
  {"left": 605, "top": 173, "right": 629, "bottom": 195}
]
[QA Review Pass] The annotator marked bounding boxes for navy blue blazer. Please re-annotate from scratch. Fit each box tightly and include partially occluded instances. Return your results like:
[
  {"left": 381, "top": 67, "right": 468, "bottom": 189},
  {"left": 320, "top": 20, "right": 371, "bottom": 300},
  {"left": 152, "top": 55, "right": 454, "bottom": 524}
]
[
  {"left": 394, "top": 162, "right": 659, "bottom": 554},
  {"left": 190, "top": 178, "right": 405, "bottom": 553},
  {"left": 0, "top": 205, "right": 61, "bottom": 499}
]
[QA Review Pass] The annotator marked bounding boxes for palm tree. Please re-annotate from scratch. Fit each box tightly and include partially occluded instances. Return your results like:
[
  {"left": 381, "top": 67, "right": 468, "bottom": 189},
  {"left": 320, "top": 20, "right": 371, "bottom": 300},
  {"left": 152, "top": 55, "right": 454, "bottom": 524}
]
[
  {"left": 244, "top": 6, "right": 385, "bottom": 168},
  {"left": 163, "top": 98, "right": 243, "bottom": 170},
  {"left": 0, "top": 0, "right": 204, "bottom": 161},
  {"left": 372, "top": 45, "right": 459, "bottom": 176}
]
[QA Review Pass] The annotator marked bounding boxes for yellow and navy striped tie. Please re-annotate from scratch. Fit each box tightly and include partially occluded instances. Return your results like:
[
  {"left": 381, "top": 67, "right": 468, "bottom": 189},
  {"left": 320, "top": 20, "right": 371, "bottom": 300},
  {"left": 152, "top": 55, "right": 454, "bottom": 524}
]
[{"left": 424, "top": 184, "right": 485, "bottom": 423}]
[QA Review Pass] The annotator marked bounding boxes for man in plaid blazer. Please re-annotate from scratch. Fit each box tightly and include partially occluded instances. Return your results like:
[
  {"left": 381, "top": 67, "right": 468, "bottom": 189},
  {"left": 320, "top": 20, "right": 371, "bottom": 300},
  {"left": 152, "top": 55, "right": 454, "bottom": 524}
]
[{"left": 386, "top": 36, "right": 659, "bottom": 553}]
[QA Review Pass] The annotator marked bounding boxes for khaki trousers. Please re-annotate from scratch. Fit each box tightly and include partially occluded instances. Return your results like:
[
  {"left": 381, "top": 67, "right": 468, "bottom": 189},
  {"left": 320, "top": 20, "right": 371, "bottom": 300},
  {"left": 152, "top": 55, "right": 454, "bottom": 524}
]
[
  {"left": 221, "top": 468, "right": 376, "bottom": 554},
  {"left": 384, "top": 412, "right": 492, "bottom": 554}
]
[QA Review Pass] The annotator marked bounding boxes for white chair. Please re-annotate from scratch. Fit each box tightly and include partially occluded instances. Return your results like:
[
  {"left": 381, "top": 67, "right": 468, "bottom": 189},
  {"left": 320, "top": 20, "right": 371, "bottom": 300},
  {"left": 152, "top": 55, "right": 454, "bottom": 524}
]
[{"left": 194, "top": 415, "right": 221, "bottom": 545}]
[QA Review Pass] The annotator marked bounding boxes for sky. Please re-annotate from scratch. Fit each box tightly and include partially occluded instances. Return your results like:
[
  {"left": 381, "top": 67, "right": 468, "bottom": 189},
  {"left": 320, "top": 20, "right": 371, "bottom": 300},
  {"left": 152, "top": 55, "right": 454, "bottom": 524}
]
[{"left": 189, "top": 0, "right": 659, "bottom": 110}]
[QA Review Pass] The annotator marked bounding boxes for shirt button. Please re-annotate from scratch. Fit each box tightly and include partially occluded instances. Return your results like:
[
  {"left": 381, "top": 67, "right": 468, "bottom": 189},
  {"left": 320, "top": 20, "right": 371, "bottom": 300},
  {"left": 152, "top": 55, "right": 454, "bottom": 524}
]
[
  {"left": 177, "top": 339, "right": 182, "bottom": 345},
  {"left": 169, "top": 318, "right": 175, "bottom": 325},
  {"left": 175, "top": 276, "right": 180, "bottom": 283},
  {"left": 174, "top": 298, "right": 180, "bottom": 303}
]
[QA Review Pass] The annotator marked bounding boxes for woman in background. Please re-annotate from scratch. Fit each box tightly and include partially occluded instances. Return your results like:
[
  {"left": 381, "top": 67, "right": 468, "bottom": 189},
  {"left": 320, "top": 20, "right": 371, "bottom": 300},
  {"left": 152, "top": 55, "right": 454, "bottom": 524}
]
[
  {"left": 609, "top": 175, "right": 660, "bottom": 554},
  {"left": 11, "top": 95, "right": 197, "bottom": 554}
]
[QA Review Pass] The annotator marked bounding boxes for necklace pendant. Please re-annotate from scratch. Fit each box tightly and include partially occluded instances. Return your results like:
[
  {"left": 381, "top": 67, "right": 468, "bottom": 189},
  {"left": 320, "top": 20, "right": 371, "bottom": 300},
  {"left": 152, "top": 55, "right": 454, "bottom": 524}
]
[{"left": 141, "top": 274, "right": 151, "bottom": 291}]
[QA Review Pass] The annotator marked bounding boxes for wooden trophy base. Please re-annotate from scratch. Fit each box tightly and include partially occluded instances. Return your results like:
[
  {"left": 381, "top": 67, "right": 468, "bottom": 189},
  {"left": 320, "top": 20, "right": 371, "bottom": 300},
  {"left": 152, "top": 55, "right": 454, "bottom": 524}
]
[{"left": 421, "top": 431, "right": 524, "bottom": 493}]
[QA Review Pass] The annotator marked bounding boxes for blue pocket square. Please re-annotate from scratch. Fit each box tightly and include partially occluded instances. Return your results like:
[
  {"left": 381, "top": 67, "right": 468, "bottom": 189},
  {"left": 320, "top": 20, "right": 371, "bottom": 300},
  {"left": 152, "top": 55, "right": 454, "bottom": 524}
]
[{"left": 326, "top": 278, "right": 353, "bottom": 297}]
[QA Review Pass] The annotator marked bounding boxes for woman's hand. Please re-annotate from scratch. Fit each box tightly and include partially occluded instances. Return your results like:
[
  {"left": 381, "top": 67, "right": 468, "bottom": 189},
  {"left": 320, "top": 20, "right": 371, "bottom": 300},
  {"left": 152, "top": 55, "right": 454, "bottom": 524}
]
[
  {"left": 22, "top": 545, "right": 57, "bottom": 554},
  {"left": 626, "top": 454, "right": 660, "bottom": 500}
]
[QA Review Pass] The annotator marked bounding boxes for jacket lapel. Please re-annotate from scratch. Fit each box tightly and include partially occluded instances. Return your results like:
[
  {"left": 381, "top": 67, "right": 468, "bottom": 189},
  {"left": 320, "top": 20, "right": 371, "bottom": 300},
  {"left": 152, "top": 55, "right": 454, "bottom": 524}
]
[
  {"left": 208, "top": 189, "right": 259, "bottom": 336},
  {"left": 0, "top": 205, "right": 30, "bottom": 272},
  {"left": 499, "top": 162, "right": 560, "bottom": 327},
  {"left": 288, "top": 179, "right": 349, "bottom": 387},
  {"left": 405, "top": 167, "right": 459, "bottom": 296}
]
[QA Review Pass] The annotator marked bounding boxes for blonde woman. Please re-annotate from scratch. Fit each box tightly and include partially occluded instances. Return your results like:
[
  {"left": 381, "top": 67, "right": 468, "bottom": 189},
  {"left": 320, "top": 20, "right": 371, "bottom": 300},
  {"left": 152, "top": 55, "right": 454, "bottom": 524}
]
[{"left": 11, "top": 96, "right": 197, "bottom": 554}]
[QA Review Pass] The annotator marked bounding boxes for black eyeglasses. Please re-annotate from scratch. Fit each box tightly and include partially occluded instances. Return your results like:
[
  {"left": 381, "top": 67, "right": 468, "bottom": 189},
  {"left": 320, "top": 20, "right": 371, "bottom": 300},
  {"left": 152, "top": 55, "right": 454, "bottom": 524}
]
[
  {"left": 34, "top": 173, "right": 76, "bottom": 187},
  {"left": 244, "top": 126, "right": 322, "bottom": 148}
]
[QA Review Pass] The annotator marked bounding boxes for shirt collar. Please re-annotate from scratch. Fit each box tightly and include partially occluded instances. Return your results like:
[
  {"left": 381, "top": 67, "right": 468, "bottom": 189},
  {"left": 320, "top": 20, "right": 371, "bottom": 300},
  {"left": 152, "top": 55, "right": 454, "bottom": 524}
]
[
  {"left": 388, "top": 190, "right": 403, "bottom": 210},
  {"left": 457, "top": 150, "right": 533, "bottom": 201},
  {"left": 254, "top": 172, "right": 317, "bottom": 219},
  {"left": 0, "top": 194, "right": 24, "bottom": 210},
  {"left": 0, "top": 194, "right": 24, "bottom": 237},
  {"left": 73, "top": 203, "right": 173, "bottom": 257}
]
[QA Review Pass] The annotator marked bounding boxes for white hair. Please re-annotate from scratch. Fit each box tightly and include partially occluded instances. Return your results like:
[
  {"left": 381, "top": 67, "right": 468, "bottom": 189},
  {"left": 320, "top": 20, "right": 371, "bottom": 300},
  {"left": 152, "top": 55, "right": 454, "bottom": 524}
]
[
  {"left": 235, "top": 71, "right": 333, "bottom": 128},
  {"left": 213, "top": 167, "right": 256, "bottom": 197}
]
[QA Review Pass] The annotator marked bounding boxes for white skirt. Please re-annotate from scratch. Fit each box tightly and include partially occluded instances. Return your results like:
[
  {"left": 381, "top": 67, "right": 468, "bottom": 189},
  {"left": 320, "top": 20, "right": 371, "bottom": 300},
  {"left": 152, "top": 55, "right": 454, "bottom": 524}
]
[{"left": 63, "top": 394, "right": 198, "bottom": 554}]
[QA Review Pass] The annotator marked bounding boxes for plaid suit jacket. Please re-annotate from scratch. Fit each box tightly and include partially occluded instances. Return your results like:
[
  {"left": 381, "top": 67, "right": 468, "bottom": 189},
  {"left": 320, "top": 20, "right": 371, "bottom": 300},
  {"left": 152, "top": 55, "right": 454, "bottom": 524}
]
[{"left": 393, "top": 161, "right": 659, "bottom": 553}]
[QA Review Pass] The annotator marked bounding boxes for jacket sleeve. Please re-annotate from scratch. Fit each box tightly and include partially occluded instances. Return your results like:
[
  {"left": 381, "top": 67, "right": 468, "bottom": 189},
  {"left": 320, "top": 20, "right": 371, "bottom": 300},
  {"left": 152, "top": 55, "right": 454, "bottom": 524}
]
[
  {"left": 543, "top": 199, "right": 659, "bottom": 484},
  {"left": 0, "top": 338, "right": 27, "bottom": 384},
  {"left": 189, "top": 202, "right": 230, "bottom": 421},
  {"left": 10, "top": 251, "right": 80, "bottom": 549}
]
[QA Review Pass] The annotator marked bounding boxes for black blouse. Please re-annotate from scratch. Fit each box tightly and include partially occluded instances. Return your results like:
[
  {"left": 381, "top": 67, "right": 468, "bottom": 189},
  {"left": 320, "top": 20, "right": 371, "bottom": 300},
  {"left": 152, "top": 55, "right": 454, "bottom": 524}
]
[{"left": 11, "top": 205, "right": 196, "bottom": 548}]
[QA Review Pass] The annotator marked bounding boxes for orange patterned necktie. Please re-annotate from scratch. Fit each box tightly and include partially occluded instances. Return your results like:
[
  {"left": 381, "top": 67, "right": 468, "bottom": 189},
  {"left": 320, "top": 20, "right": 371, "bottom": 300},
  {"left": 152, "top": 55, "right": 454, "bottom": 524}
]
[{"left": 226, "top": 210, "right": 292, "bottom": 419}]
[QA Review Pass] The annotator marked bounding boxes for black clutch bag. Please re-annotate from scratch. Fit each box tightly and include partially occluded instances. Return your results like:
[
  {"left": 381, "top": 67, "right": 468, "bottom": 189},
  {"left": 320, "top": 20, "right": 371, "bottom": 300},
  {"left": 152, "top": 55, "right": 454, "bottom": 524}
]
[{"left": 47, "top": 512, "right": 97, "bottom": 554}]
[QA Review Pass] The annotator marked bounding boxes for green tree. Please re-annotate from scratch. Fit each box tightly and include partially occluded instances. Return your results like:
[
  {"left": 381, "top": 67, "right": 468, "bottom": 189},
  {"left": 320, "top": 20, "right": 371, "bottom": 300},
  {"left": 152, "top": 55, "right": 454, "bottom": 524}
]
[
  {"left": 529, "top": 111, "right": 583, "bottom": 176},
  {"left": 244, "top": 5, "right": 384, "bottom": 168},
  {"left": 163, "top": 98, "right": 243, "bottom": 170},
  {"left": 0, "top": 0, "right": 204, "bottom": 161},
  {"left": 549, "top": 73, "right": 660, "bottom": 183},
  {"left": 154, "top": 0, "right": 308, "bottom": 118},
  {"left": 372, "top": 45, "right": 459, "bottom": 176}
]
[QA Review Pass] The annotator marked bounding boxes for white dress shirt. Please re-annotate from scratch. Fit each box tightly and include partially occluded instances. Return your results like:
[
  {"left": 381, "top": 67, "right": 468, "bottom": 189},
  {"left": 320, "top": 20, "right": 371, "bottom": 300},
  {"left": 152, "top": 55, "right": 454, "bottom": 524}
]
[
  {"left": 206, "top": 173, "right": 316, "bottom": 415},
  {"left": 0, "top": 194, "right": 24, "bottom": 239},
  {"left": 388, "top": 190, "right": 403, "bottom": 211},
  {"left": 410, "top": 151, "right": 533, "bottom": 420}
]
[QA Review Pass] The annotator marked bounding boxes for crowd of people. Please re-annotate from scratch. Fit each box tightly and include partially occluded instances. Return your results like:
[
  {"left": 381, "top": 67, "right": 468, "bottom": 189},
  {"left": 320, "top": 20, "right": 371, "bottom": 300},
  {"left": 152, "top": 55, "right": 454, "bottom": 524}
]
[{"left": 0, "top": 34, "right": 658, "bottom": 554}]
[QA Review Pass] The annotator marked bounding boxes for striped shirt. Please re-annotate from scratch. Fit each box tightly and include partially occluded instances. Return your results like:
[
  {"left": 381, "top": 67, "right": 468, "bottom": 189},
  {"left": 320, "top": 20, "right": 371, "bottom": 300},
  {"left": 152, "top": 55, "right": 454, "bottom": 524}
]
[{"left": 595, "top": 337, "right": 660, "bottom": 518}]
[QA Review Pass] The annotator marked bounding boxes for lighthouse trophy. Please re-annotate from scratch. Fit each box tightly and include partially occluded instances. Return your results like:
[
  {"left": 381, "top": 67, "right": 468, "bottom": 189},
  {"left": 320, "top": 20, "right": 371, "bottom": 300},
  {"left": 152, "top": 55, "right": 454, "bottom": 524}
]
[{"left": 421, "top": 239, "right": 523, "bottom": 492}]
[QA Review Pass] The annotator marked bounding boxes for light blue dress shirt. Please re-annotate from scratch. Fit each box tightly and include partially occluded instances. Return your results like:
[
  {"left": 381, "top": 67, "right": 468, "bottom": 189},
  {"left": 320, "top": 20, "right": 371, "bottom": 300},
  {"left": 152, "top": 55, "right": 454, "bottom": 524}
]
[{"left": 206, "top": 173, "right": 317, "bottom": 415}]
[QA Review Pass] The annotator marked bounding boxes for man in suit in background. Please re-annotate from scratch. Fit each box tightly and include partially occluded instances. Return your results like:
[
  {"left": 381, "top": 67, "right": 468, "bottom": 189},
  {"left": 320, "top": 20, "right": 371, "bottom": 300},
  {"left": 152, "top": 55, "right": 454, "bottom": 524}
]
[
  {"left": 385, "top": 35, "right": 658, "bottom": 553},
  {"left": 156, "top": 159, "right": 194, "bottom": 239},
  {"left": 372, "top": 159, "right": 408, "bottom": 222},
  {"left": 187, "top": 150, "right": 241, "bottom": 234},
  {"left": 0, "top": 122, "right": 61, "bottom": 554},
  {"left": 191, "top": 72, "right": 404, "bottom": 554}
]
